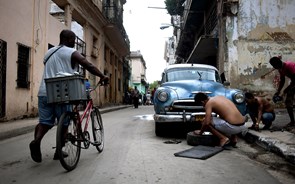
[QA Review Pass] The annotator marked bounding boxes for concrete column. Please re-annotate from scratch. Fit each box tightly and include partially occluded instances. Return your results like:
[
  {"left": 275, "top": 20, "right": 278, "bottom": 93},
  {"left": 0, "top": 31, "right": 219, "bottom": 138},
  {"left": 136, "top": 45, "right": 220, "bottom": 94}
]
[{"left": 64, "top": 4, "right": 73, "bottom": 28}]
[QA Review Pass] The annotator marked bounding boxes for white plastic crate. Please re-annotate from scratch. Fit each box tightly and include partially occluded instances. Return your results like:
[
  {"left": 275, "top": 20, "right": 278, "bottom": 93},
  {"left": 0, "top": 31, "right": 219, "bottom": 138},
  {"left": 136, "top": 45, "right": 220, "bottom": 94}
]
[{"left": 45, "top": 75, "right": 87, "bottom": 104}]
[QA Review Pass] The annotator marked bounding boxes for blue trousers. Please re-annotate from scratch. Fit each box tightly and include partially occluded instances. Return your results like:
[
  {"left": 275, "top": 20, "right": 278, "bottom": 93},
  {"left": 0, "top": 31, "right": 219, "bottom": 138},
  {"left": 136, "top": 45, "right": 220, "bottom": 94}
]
[{"left": 248, "top": 111, "right": 275, "bottom": 127}]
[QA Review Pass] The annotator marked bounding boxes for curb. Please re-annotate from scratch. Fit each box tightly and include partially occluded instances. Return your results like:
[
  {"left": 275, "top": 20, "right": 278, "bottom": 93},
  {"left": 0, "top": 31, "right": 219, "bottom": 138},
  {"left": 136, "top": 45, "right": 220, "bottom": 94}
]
[
  {"left": 0, "top": 105, "right": 132, "bottom": 141},
  {"left": 0, "top": 125, "right": 36, "bottom": 141},
  {"left": 100, "top": 105, "right": 131, "bottom": 114},
  {"left": 242, "top": 130, "right": 295, "bottom": 165}
]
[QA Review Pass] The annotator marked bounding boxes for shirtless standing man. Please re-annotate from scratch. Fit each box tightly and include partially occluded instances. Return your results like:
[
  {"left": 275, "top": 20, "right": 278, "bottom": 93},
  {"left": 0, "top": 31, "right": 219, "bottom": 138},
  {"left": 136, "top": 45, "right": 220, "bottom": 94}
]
[
  {"left": 245, "top": 92, "right": 275, "bottom": 130},
  {"left": 194, "top": 93, "right": 247, "bottom": 147}
]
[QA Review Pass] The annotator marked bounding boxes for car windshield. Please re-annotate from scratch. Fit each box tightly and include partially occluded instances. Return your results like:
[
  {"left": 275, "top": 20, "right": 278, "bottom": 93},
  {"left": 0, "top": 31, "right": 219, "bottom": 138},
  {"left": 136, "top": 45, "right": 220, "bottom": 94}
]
[{"left": 166, "top": 68, "right": 221, "bottom": 82}]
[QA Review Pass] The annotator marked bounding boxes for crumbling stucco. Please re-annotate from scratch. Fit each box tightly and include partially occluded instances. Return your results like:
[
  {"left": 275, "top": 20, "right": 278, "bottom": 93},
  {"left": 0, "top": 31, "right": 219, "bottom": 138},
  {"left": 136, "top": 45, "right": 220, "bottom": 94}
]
[
  {"left": 224, "top": 0, "right": 295, "bottom": 94},
  {"left": 232, "top": 41, "right": 294, "bottom": 91}
]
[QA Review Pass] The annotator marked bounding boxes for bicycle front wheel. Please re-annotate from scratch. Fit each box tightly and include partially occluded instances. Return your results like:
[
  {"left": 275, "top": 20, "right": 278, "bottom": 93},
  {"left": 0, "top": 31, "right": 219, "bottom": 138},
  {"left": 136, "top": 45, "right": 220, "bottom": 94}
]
[
  {"left": 56, "top": 111, "right": 81, "bottom": 171},
  {"left": 91, "top": 107, "right": 104, "bottom": 152}
]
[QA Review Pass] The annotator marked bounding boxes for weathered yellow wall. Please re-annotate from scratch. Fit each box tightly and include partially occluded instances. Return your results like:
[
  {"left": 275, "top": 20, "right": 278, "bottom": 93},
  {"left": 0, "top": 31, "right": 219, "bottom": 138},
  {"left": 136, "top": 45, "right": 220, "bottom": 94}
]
[{"left": 0, "top": 0, "right": 127, "bottom": 120}]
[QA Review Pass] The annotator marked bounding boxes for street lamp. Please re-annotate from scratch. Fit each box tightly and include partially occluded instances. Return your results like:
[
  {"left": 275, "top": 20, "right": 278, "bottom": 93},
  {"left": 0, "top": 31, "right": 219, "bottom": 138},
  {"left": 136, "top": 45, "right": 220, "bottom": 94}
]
[
  {"left": 160, "top": 24, "right": 181, "bottom": 30},
  {"left": 160, "top": 25, "right": 171, "bottom": 30}
]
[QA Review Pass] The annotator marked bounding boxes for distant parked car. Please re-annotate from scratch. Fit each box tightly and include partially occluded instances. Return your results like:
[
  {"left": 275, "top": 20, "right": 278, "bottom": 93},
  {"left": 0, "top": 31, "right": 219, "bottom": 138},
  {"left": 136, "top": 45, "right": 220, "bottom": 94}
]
[{"left": 153, "top": 64, "right": 247, "bottom": 136}]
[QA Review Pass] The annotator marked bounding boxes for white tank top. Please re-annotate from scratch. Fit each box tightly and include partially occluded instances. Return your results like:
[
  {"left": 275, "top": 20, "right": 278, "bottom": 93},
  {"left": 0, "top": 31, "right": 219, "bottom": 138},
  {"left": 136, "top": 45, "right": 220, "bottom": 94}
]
[{"left": 38, "top": 45, "right": 77, "bottom": 96}]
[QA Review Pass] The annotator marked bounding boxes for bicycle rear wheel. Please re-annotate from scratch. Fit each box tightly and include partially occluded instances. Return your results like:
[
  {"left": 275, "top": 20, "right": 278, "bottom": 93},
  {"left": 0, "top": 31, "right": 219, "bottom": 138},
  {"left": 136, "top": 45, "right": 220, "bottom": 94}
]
[
  {"left": 56, "top": 111, "right": 81, "bottom": 171},
  {"left": 91, "top": 107, "right": 104, "bottom": 152}
]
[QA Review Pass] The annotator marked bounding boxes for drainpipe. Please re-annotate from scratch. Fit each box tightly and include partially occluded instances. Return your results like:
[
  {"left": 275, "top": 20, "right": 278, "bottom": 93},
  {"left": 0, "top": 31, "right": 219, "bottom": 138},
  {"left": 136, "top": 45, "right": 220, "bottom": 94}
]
[{"left": 30, "top": 0, "right": 36, "bottom": 114}]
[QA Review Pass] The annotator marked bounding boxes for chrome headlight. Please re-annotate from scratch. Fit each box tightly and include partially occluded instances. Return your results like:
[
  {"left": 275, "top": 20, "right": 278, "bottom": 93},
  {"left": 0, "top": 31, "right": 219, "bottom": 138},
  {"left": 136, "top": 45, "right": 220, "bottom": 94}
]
[
  {"left": 233, "top": 92, "right": 245, "bottom": 103},
  {"left": 157, "top": 90, "right": 168, "bottom": 102}
]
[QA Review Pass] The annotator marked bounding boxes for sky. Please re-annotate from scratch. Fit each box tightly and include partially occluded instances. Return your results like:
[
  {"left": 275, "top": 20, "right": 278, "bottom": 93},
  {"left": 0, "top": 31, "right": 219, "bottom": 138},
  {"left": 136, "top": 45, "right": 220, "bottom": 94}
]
[{"left": 123, "top": 0, "right": 173, "bottom": 83}]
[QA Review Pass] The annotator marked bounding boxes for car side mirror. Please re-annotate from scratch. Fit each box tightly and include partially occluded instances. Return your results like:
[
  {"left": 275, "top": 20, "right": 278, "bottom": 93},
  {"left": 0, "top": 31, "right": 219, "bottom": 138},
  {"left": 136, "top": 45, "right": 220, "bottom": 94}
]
[
  {"left": 220, "top": 72, "right": 226, "bottom": 83},
  {"left": 220, "top": 72, "right": 230, "bottom": 86},
  {"left": 223, "top": 81, "right": 230, "bottom": 86}
]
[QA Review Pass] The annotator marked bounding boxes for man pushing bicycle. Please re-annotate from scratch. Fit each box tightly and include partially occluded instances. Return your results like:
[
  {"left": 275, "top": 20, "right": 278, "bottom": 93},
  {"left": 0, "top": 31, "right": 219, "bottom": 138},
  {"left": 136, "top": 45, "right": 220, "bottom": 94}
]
[{"left": 29, "top": 29, "right": 109, "bottom": 163}]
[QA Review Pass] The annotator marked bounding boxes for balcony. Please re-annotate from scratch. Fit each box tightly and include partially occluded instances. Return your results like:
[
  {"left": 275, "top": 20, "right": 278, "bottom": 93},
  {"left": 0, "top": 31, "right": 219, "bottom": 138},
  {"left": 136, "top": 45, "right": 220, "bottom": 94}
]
[
  {"left": 141, "top": 74, "right": 147, "bottom": 86},
  {"left": 103, "top": 2, "right": 130, "bottom": 57},
  {"left": 176, "top": 0, "right": 217, "bottom": 65}
]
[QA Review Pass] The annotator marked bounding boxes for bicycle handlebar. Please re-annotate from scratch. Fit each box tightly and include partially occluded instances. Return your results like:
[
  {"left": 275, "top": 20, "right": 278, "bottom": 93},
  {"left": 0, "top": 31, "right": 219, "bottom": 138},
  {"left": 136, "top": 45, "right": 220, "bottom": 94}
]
[{"left": 88, "top": 79, "right": 109, "bottom": 93}]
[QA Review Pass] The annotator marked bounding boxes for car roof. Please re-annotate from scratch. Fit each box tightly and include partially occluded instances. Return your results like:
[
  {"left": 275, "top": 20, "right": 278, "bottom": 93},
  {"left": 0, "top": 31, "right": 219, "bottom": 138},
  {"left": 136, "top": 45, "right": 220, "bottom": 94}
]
[{"left": 164, "top": 63, "right": 218, "bottom": 72}]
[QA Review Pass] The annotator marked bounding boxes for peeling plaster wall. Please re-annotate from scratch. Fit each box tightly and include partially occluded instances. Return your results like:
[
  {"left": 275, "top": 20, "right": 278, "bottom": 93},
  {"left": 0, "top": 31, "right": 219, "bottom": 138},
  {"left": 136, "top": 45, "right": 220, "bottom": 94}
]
[
  {"left": 224, "top": 0, "right": 295, "bottom": 94},
  {"left": 236, "top": 41, "right": 295, "bottom": 91}
]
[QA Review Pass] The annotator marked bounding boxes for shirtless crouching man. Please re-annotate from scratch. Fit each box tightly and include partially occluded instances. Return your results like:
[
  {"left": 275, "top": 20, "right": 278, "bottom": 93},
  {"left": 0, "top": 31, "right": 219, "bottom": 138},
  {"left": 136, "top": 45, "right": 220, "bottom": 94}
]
[
  {"left": 193, "top": 92, "right": 248, "bottom": 147},
  {"left": 245, "top": 92, "right": 275, "bottom": 131}
]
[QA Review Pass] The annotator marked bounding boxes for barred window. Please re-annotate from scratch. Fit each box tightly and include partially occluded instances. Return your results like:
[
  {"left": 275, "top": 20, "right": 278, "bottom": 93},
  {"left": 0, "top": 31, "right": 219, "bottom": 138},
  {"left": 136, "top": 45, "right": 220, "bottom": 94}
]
[{"left": 16, "top": 43, "right": 30, "bottom": 88}]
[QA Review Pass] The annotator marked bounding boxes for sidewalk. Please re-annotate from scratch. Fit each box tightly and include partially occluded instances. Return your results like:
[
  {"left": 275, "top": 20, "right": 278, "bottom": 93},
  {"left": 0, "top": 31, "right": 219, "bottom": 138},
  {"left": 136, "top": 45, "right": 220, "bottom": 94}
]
[
  {"left": 0, "top": 106, "right": 294, "bottom": 165},
  {"left": 242, "top": 108, "right": 295, "bottom": 165},
  {"left": 0, "top": 105, "right": 132, "bottom": 141}
]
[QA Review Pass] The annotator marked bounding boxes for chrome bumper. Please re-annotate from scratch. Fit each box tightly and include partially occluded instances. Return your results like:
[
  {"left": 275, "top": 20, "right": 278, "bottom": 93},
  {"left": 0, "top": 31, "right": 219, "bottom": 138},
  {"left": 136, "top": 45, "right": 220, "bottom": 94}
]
[{"left": 154, "top": 112, "right": 207, "bottom": 123}]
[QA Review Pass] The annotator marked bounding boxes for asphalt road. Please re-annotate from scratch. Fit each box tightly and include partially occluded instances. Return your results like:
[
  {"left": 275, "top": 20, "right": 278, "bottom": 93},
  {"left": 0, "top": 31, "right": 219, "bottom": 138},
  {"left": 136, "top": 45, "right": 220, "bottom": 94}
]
[{"left": 0, "top": 106, "right": 294, "bottom": 184}]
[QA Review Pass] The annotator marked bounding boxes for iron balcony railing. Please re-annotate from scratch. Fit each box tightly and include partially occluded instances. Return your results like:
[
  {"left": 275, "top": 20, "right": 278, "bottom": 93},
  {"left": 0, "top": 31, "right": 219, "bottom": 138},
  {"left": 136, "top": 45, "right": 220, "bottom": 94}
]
[{"left": 103, "top": 2, "right": 130, "bottom": 49}]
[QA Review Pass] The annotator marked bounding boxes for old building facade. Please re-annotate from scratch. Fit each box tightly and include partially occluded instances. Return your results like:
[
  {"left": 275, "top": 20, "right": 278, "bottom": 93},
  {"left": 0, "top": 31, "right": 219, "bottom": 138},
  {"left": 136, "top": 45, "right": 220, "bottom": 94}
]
[
  {"left": 129, "top": 50, "right": 148, "bottom": 95},
  {"left": 173, "top": 0, "right": 295, "bottom": 95},
  {"left": 0, "top": 0, "right": 130, "bottom": 121}
]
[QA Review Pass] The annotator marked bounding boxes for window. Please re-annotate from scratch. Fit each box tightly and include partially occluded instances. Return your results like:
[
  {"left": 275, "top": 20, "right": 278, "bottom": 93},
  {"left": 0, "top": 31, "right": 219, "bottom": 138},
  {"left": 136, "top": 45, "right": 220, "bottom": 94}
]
[
  {"left": 104, "top": 45, "right": 108, "bottom": 63},
  {"left": 115, "top": 56, "right": 118, "bottom": 67},
  {"left": 118, "top": 78, "right": 121, "bottom": 91},
  {"left": 0, "top": 39, "right": 7, "bottom": 118},
  {"left": 110, "top": 52, "right": 114, "bottom": 65},
  {"left": 16, "top": 43, "right": 30, "bottom": 88},
  {"left": 166, "top": 68, "right": 218, "bottom": 82},
  {"left": 91, "top": 36, "right": 98, "bottom": 58}
]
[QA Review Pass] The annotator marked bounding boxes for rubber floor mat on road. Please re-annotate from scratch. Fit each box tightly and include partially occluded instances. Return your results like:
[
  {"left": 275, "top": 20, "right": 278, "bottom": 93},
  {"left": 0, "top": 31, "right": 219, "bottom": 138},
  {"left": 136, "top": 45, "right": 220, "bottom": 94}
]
[{"left": 174, "top": 145, "right": 223, "bottom": 160}]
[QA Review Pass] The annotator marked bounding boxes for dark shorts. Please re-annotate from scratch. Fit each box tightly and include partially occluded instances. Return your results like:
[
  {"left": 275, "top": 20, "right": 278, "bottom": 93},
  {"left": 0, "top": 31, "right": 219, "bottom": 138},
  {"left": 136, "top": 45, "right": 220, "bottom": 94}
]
[
  {"left": 285, "top": 85, "right": 295, "bottom": 107},
  {"left": 38, "top": 96, "right": 71, "bottom": 127}
]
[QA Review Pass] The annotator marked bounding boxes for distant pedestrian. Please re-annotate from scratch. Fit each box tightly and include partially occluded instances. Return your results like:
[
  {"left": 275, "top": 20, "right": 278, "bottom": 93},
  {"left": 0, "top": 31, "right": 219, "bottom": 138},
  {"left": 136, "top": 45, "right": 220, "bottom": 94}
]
[
  {"left": 245, "top": 92, "right": 275, "bottom": 131},
  {"left": 139, "top": 93, "right": 143, "bottom": 105},
  {"left": 146, "top": 92, "right": 151, "bottom": 105},
  {"left": 151, "top": 87, "right": 157, "bottom": 104},
  {"left": 124, "top": 90, "right": 131, "bottom": 104},
  {"left": 143, "top": 94, "right": 147, "bottom": 105},
  {"left": 269, "top": 56, "right": 295, "bottom": 127},
  {"left": 132, "top": 86, "right": 139, "bottom": 108}
]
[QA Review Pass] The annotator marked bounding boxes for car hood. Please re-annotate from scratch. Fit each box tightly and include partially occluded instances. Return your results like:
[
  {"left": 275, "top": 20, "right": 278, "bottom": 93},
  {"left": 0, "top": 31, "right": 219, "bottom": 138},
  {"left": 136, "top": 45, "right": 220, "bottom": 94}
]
[{"left": 160, "top": 79, "right": 227, "bottom": 99}]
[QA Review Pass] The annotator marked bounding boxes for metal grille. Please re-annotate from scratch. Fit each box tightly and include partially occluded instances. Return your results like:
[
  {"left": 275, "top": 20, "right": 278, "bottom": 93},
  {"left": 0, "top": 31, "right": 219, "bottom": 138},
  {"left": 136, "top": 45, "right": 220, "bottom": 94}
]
[
  {"left": 16, "top": 43, "right": 30, "bottom": 88},
  {"left": 75, "top": 36, "right": 86, "bottom": 56},
  {"left": 75, "top": 37, "right": 86, "bottom": 76},
  {"left": 0, "top": 39, "right": 7, "bottom": 118},
  {"left": 171, "top": 100, "right": 204, "bottom": 113}
]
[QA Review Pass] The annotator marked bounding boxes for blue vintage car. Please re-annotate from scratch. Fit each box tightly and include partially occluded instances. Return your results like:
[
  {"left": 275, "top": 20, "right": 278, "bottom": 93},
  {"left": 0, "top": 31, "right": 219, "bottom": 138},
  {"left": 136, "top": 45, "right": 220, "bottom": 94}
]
[{"left": 153, "top": 64, "right": 247, "bottom": 136}]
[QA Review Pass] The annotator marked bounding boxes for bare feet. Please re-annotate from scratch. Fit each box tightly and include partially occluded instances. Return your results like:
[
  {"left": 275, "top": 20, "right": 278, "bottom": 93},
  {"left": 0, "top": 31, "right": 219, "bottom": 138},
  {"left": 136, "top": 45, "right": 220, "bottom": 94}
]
[
  {"left": 193, "top": 130, "right": 201, "bottom": 135},
  {"left": 249, "top": 124, "right": 260, "bottom": 131},
  {"left": 219, "top": 138, "right": 230, "bottom": 147}
]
